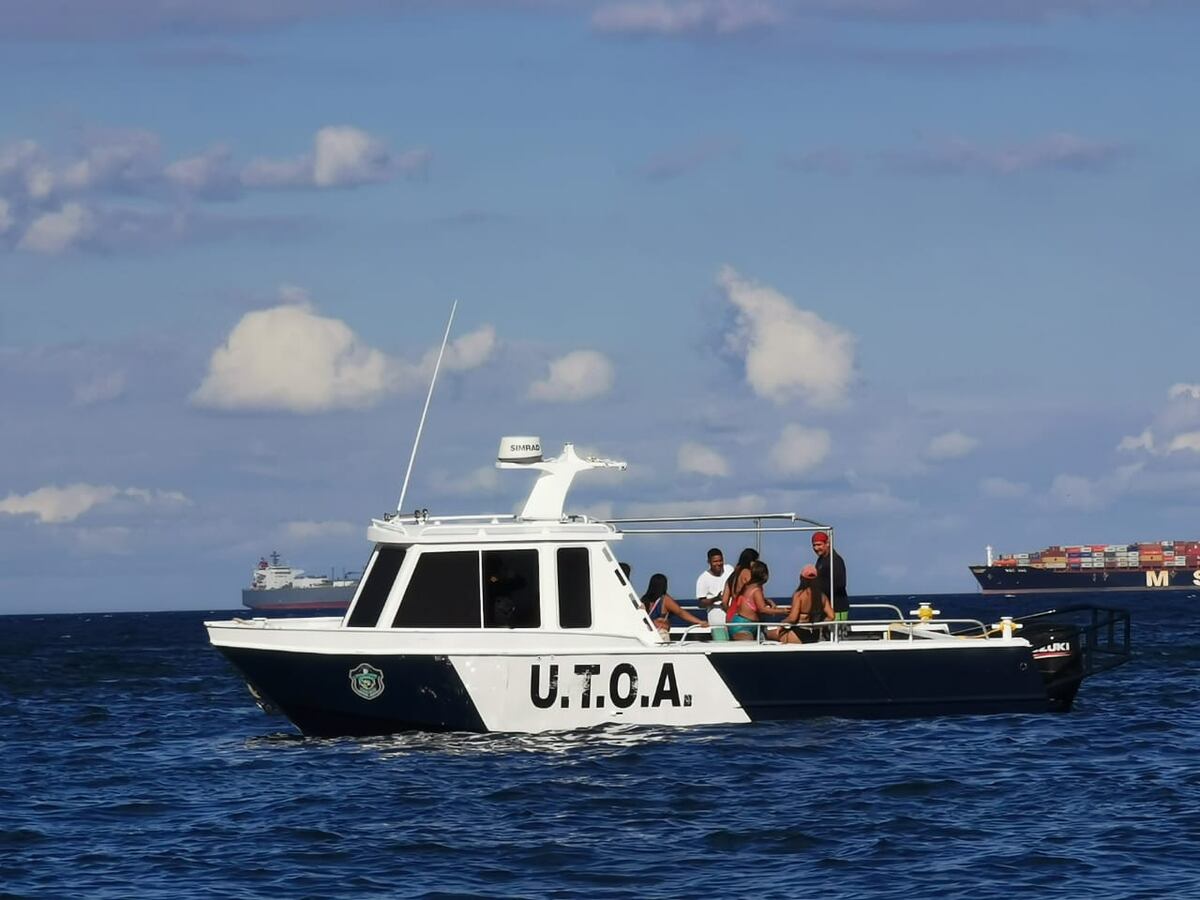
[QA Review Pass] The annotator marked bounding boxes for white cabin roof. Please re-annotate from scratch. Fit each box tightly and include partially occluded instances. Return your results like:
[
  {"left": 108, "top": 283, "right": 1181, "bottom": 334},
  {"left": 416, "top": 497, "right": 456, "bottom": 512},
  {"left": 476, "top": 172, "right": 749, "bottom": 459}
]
[
  {"left": 372, "top": 441, "right": 627, "bottom": 547},
  {"left": 367, "top": 516, "right": 621, "bottom": 546},
  {"left": 368, "top": 439, "right": 827, "bottom": 548}
]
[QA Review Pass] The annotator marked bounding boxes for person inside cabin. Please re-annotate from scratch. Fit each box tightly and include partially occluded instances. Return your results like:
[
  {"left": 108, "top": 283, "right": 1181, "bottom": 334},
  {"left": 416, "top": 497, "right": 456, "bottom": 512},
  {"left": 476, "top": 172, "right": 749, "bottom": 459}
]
[
  {"left": 767, "top": 564, "right": 830, "bottom": 643},
  {"left": 811, "top": 532, "right": 848, "bottom": 622},
  {"left": 640, "top": 573, "right": 706, "bottom": 634},
  {"left": 725, "top": 560, "right": 783, "bottom": 640},
  {"left": 484, "top": 555, "right": 527, "bottom": 627},
  {"left": 720, "top": 547, "right": 760, "bottom": 614}
]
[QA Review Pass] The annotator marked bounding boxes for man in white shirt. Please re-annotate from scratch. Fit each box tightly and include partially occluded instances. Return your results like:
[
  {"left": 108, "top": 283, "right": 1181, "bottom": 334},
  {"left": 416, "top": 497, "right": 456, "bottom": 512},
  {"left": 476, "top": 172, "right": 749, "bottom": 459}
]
[{"left": 695, "top": 547, "right": 733, "bottom": 639}]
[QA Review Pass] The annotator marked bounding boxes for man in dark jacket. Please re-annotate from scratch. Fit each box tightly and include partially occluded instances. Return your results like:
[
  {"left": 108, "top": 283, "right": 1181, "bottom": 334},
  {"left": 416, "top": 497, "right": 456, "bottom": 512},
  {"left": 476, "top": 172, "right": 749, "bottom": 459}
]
[{"left": 811, "top": 531, "right": 848, "bottom": 621}]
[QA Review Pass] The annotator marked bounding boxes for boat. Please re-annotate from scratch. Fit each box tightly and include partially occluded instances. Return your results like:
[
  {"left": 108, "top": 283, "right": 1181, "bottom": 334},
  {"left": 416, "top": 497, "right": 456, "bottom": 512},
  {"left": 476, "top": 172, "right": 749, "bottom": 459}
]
[
  {"left": 242, "top": 552, "right": 360, "bottom": 612},
  {"left": 971, "top": 542, "right": 1200, "bottom": 594},
  {"left": 206, "top": 438, "right": 1131, "bottom": 736}
]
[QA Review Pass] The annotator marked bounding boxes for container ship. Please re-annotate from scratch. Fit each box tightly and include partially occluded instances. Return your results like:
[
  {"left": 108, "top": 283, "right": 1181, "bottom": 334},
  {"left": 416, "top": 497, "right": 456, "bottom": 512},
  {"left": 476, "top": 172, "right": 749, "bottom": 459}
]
[
  {"left": 242, "top": 552, "right": 360, "bottom": 612},
  {"left": 971, "top": 542, "right": 1200, "bottom": 594}
]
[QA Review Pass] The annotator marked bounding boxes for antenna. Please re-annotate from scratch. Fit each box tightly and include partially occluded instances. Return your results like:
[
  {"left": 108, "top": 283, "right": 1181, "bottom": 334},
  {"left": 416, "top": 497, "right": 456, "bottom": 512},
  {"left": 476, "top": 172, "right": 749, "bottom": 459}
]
[{"left": 396, "top": 300, "right": 457, "bottom": 513}]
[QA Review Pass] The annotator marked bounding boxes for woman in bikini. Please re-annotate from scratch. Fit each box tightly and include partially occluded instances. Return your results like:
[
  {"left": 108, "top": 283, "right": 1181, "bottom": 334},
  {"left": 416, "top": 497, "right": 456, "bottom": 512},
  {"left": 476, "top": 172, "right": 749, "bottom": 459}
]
[
  {"left": 721, "top": 548, "right": 759, "bottom": 618},
  {"left": 766, "top": 564, "right": 832, "bottom": 643},
  {"left": 640, "top": 573, "right": 706, "bottom": 634},
  {"left": 726, "top": 560, "right": 783, "bottom": 640}
]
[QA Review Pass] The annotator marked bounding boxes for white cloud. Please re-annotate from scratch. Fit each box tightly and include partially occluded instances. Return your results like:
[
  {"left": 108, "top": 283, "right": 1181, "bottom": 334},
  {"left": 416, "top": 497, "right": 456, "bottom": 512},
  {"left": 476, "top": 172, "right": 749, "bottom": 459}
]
[
  {"left": 1166, "top": 432, "right": 1200, "bottom": 454},
  {"left": 165, "top": 145, "right": 241, "bottom": 198},
  {"left": 59, "top": 129, "right": 162, "bottom": 193},
  {"left": 718, "top": 265, "right": 855, "bottom": 406},
  {"left": 314, "top": 126, "right": 393, "bottom": 187},
  {"left": 979, "top": 476, "right": 1029, "bottom": 499},
  {"left": 592, "top": 1, "right": 782, "bottom": 36},
  {"left": 18, "top": 202, "right": 95, "bottom": 253},
  {"left": 242, "top": 126, "right": 430, "bottom": 190},
  {"left": 1169, "top": 383, "right": 1200, "bottom": 401},
  {"left": 1, "top": 127, "right": 429, "bottom": 256},
  {"left": 769, "top": 423, "right": 831, "bottom": 475},
  {"left": 192, "top": 303, "right": 396, "bottom": 413},
  {"left": 528, "top": 350, "right": 615, "bottom": 403},
  {"left": 888, "top": 132, "right": 1127, "bottom": 176},
  {"left": 423, "top": 325, "right": 497, "bottom": 374},
  {"left": 233, "top": 156, "right": 308, "bottom": 190},
  {"left": 925, "top": 430, "right": 979, "bottom": 461},
  {"left": 1117, "top": 428, "right": 1155, "bottom": 453},
  {"left": 119, "top": 488, "right": 191, "bottom": 509},
  {"left": 0, "top": 484, "right": 187, "bottom": 524},
  {"left": 0, "top": 484, "right": 118, "bottom": 524},
  {"left": 282, "top": 520, "right": 358, "bottom": 542},
  {"left": 192, "top": 297, "right": 495, "bottom": 413},
  {"left": 72, "top": 371, "right": 126, "bottom": 406},
  {"left": 678, "top": 441, "right": 730, "bottom": 477}
]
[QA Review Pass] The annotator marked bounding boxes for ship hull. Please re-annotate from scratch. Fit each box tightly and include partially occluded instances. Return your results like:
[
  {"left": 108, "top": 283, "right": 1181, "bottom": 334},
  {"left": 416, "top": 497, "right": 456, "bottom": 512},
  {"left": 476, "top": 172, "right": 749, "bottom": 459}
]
[
  {"left": 212, "top": 641, "right": 1070, "bottom": 737},
  {"left": 971, "top": 565, "right": 1200, "bottom": 594},
  {"left": 241, "top": 585, "right": 356, "bottom": 611}
]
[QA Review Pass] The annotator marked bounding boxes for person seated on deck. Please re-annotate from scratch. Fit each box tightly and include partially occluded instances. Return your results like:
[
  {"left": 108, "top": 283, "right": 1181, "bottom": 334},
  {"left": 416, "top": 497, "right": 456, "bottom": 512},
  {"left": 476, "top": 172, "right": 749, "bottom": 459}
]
[
  {"left": 766, "top": 564, "right": 832, "bottom": 644},
  {"left": 640, "top": 573, "right": 706, "bottom": 635},
  {"left": 725, "top": 560, "right": 782, "bottom": 641}
]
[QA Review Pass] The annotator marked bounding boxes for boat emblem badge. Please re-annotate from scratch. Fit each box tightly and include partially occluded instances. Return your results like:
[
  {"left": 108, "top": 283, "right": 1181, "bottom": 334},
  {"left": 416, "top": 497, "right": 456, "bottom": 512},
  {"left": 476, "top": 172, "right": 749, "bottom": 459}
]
[{"left": 349, "top": 663, "right": 385, "bottom": 700}]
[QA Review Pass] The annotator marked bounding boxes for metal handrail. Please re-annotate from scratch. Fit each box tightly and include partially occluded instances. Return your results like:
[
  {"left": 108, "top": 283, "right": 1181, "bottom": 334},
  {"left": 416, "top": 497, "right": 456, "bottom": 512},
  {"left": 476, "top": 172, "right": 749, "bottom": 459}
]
[
  {"left": 608, "top": 513, "right": 818, "bottom": 524},
  {"left": 620, "top": 526, "right": 831, "bottom": 535},
  {"left": 675, "top": 614, "right": 991, "bottom": 645}
]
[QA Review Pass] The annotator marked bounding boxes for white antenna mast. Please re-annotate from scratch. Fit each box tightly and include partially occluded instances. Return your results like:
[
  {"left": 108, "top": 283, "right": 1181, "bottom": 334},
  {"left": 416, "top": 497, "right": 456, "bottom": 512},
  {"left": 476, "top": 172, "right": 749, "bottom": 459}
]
[{"left": 396, "top": 300, "right": 457, "bottom": 513}]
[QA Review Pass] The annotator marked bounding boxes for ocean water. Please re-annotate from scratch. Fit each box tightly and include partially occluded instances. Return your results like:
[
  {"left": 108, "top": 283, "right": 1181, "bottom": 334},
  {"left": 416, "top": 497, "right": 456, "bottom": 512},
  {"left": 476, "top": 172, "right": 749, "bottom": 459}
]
[{"left": 2, "top": 592, "right": 1198, "bottom": 899}]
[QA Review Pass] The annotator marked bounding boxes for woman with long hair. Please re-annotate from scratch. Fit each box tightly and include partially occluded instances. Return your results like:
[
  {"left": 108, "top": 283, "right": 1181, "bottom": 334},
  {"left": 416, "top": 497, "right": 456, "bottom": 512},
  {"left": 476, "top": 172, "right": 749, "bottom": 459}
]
[
  {"left": 640, "top": 573, "right": 706, "bottom": 634},
  {"left": 721, "top": 547, "right": 760, "bottom": 614},
  {"left": 767, "top": 564, "right": 831, "bottom": 643},
  {"left": 725, "top": 560, "right": 783, "bottom": 640}
]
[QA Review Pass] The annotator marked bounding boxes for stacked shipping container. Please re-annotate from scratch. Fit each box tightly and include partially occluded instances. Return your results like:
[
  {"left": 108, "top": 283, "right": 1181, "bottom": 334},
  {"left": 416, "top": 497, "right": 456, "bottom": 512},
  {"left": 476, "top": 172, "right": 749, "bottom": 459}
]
[{"left": 994, "top": 541, "right": 1200, "bottom": 570}]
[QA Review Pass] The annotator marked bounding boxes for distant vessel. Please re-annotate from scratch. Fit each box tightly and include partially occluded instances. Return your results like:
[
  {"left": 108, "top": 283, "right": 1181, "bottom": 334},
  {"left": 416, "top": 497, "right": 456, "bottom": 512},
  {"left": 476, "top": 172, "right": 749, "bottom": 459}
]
[
  {"left": 971, "top": 542, "right": 1200, "bottom": 594},
  {"left": 242, "top": 552, "right": 359, "bottom": 612}
]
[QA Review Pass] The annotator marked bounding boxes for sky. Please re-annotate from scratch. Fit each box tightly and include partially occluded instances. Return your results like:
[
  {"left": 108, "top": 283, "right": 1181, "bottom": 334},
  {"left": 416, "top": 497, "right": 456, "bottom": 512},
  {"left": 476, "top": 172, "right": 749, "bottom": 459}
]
[{"left": 2, "top": 0, "right": 1199, "bottom": 614}]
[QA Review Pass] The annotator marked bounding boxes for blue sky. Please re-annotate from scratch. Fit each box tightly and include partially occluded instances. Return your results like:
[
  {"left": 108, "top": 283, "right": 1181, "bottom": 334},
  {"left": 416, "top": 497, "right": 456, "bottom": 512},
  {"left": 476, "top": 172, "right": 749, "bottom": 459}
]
[{"left": 2, "top": 0, "right": 1199, "bottom": 613}]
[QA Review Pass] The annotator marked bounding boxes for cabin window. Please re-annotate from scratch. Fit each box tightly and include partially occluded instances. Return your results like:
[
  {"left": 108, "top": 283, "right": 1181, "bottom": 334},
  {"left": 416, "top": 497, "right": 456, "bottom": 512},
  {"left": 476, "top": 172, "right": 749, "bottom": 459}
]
[
  {"left": 483, "top": 549, "right": 540, "bottom": 628},
  {"left": 392, "top": 550, "right": 481, "bottom": 628},
  {"left": 557, "top": 547, "right": 591, "bottom": 629},
  {"left": 347, "top": 547, "right": 406, "bottom": 627}
]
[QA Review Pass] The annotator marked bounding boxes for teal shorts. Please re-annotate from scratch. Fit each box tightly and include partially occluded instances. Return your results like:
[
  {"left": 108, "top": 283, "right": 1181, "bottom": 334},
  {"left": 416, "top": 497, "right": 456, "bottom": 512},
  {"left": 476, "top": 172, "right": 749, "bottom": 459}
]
[{"left": 727, "top": 614, "right": 757, "bottom": 637}]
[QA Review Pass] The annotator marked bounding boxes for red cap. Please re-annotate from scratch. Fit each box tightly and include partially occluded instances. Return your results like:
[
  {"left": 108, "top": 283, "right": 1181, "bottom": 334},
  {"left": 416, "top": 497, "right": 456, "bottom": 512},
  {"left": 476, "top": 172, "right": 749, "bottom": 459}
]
[
  {"left": 801, "top": 564, "right": 818, "bottom": 580},
  {"left": 811, "top": 532, "right": 829, "bottom": 546}
]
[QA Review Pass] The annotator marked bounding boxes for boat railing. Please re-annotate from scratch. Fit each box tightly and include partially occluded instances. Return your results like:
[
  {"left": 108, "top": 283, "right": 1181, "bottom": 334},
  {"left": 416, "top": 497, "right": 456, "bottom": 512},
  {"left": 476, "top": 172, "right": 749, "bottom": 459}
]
[
  {"left": 380, "top": 512, "right": 518, "bottom": 525},
  {"left": 1014, "top": 604, "right": 1133, "bottom": 681},
  {"left": 674, "top": 611, "right": 992, "bottom": 645}
]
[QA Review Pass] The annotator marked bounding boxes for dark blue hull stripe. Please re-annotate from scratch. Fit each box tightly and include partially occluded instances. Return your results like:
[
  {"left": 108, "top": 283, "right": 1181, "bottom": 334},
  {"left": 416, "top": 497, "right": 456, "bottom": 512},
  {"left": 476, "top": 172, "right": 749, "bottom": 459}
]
[
  {"left": 219, "top": 642, "right": 1076, "bottom": 735},
  {"left": 970, "top": 565, "right": 1200, "bottom": 593},
  {"left": 707, "top": 645, "right": 1062, "bottom": 719},
  {"left": 218, "top": 647, "right": 486, "bottom": 736}
]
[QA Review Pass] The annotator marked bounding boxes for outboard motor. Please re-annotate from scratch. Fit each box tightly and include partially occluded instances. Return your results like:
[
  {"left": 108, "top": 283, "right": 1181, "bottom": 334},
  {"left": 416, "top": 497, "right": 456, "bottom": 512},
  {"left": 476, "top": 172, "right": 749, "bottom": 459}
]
[{"left": 1022, "top": 622, "right": 1084, "bottom": 712}]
